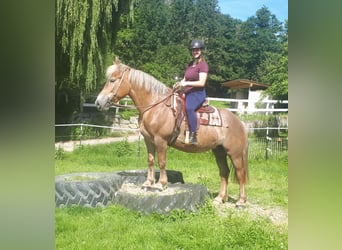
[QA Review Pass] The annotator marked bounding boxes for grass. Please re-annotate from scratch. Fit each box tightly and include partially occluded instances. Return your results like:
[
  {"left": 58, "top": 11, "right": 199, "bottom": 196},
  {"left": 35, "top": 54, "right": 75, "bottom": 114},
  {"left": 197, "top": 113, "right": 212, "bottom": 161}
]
[
  {"left": 208, "top": 100, "right": 230, "bottom": 109},
  {"left": 55, "top": 141, "right": 288, "bottom": 249},
  {"left": 56, "top": 204, "right": 287, "bottom": 250}
]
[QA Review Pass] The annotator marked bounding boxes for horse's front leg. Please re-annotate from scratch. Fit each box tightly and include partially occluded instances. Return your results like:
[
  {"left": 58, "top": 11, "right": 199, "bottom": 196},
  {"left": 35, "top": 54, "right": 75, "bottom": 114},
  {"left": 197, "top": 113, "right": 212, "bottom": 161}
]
[
  {"left": 142, "top": 139, "right": 156, "bottom": 188},
  {"left": 153, "top": 139, "right": 168, "bottom": 191}
]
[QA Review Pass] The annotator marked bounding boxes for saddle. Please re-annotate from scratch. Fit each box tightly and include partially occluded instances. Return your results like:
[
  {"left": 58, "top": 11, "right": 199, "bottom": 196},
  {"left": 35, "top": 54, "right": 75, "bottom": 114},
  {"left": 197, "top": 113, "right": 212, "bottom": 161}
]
[
  {"left": 168, "top": 94, "right": 222, "bottom": 145},
  {"left": 196, "top": 100, "right": 215, "bottom": 113}
]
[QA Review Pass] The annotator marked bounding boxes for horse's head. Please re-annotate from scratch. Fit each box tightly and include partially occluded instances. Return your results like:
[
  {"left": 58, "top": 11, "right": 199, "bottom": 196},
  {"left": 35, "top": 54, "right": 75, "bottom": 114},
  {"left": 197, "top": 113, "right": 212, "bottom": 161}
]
[{"left": 95, "top": 57, "right": 130, "bottom": 111}]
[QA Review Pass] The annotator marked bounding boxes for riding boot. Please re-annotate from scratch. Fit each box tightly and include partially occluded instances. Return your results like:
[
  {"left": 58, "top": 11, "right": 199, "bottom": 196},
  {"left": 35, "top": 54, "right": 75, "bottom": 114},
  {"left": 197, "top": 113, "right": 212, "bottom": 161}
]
[{"left": 189, "top": 132, "right": 198, "bottom": 145}]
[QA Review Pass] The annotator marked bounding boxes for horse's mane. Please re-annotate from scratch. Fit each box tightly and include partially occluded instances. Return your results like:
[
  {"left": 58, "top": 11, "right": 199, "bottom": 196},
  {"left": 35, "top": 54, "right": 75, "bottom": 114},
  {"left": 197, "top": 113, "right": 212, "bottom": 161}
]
[
  {"left": 106, "top": 63, "right": 170, "bottom": 95},
  {"left": 129, "top": 68, "right": 170, "bottom": 95}
]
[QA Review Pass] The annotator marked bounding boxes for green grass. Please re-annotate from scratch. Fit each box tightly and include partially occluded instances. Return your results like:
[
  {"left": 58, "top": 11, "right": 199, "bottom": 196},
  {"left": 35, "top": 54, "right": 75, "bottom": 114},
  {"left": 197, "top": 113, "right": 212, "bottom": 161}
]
[
  {"left": 208, "top": 100, "right": 230, "bottom": 108},
  {"left": 56, "top": 204, "right": 287, "bottom": 250},
  {"left": 55, "top": 141, "right": 288, "bottom": 249}
]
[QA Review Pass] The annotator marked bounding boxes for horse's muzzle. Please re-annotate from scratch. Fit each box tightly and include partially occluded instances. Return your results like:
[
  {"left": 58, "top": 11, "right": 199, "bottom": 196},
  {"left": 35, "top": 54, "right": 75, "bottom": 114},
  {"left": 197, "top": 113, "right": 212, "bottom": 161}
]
[{"left": 95, "top": 95, "right": 111, "bottom": 111}]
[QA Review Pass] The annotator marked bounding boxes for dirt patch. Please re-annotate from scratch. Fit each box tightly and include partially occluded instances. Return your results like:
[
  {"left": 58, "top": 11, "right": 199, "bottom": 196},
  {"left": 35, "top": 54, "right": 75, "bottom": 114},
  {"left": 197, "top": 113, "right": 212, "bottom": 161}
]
[
  {"left": 214, "top": 200, "right": 288, "bottom": 226},
  {"left": 119, "top": 183, "right": 187, "bottom": 196}
]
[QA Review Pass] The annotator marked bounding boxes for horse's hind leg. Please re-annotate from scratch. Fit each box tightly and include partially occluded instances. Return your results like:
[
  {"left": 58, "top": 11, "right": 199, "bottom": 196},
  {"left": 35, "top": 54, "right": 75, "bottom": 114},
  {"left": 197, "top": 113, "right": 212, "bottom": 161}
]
[
  {"left": 212, "top": 146, "right": 230, "bottom": 203},
  {"left": 230, "top": 142, "right": 249, "bottom": 207}
]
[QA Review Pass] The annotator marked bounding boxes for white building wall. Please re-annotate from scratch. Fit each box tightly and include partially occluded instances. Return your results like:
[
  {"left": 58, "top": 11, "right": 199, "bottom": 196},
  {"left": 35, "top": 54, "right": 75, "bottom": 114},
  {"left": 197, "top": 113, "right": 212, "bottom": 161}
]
[{"left": 247, "top": 89, "right": 273, "bottom": 113}]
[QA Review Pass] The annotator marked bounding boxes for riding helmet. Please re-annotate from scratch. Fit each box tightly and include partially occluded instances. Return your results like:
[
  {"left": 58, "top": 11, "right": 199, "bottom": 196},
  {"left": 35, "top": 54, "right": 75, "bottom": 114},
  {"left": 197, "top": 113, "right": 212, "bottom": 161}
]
[{"left": 190, "top": 40, "right": 205, "bottom": 50}]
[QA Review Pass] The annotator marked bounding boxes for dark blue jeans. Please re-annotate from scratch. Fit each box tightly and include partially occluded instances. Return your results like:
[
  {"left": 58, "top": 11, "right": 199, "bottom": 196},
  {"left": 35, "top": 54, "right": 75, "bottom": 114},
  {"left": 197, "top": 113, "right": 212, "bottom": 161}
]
[{"left": 185, "top": 90, "right": 206, "bottom": 132}]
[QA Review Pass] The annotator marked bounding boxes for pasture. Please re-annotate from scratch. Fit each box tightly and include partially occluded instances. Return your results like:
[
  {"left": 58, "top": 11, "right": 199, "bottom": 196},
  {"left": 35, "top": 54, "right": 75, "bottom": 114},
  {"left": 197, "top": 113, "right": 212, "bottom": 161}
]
[{"left": 55, "top": 140, "right": 288, "bottom": 249}]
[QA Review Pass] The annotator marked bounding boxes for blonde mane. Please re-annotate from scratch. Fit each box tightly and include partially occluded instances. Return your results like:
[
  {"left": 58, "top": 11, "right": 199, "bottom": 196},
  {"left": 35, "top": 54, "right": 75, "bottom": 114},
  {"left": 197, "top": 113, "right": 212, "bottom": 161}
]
[
  {"left": 105, "top": 63, "right": 170, "bottom": 95},
  {"left": 129, "top": 68, "right": 170, "bottom": 95}
]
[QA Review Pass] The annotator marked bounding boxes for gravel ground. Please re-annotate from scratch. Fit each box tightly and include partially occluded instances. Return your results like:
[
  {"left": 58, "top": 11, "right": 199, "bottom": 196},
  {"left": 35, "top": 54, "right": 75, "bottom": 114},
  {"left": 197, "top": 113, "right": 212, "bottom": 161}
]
[
  {"left": 214, "top": 199, "right": 288, "bottom": 226},
  {"left": 120, "top": 183, "right": 186, "bottom": 196}
]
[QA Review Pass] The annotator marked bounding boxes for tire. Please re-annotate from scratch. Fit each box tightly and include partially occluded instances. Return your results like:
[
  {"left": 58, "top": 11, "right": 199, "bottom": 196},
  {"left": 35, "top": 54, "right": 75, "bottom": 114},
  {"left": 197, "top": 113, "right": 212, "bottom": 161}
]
[
  {"left": 55, "top": 170, "right": 207, "bottom": 213},
  {"left": 114, "top": 183, "right": 208, "bottom": 214},
  {"left": 55, "top": 172, "right": 123, "bottom": 208}
]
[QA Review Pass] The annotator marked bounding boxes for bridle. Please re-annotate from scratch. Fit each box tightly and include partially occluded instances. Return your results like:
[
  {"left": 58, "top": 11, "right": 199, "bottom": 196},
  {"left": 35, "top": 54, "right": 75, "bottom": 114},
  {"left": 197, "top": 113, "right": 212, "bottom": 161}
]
[
  {"left": 108, "top": 67, "right": 175, "bottom": 115},
  {"left": 110, "top": 67, "right": 130, "bottom": 99}
]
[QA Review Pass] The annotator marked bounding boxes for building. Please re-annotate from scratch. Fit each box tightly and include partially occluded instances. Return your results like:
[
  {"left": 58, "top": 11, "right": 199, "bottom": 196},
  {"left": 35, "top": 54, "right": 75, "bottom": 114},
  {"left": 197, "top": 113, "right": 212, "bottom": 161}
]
[{"left": 221, "top": 79, "right": 271, "bottom": 113}]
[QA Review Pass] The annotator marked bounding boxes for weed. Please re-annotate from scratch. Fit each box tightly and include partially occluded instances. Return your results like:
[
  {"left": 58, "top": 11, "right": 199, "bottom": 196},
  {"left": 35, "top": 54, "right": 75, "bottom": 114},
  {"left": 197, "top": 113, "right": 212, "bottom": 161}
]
[
  {"left": 113, "top": 138, "right": 133, "bottom": 157},
  {"left": 54, "top": 147, "right": 65, "bottom": 160}
]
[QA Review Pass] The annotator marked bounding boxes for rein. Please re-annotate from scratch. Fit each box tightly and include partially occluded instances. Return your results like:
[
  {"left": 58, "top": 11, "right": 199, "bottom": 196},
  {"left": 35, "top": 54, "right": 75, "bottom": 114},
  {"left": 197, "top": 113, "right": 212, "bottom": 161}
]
[
  {"left": 139, "top": 93, "right": 174, "bottom": 116},
  {"left": 110, "top": 93, "right": 174, "bottom": 113}
]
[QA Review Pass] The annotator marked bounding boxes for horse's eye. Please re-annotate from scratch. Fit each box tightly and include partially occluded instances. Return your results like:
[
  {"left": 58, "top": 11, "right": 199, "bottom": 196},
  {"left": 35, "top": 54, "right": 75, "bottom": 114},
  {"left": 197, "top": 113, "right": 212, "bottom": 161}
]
[{"left": 109, "top": 78, "right": 116, "bottom": 83}]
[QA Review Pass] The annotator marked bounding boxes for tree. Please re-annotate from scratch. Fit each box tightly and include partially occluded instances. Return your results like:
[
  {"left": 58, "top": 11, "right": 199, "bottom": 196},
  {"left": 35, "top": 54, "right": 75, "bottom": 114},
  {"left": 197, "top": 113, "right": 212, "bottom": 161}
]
[
  {"left": 55, "top": 0, "right": 140, "bottom": 122},
  {"left": 56, "top": 0, "right": 120, "bottom": 93},
  {"left": 258, "top": 19, "right": 288, "bottom": 100},
  {"left": 238, "top": 6, "right": 283, "bottom": 81}
]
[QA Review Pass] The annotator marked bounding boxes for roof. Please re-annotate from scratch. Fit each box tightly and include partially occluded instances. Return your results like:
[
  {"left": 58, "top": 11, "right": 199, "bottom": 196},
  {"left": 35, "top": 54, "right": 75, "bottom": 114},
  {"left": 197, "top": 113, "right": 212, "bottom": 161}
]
[{"left": 221, "top": 79, "right": 269, "bottom": 91}]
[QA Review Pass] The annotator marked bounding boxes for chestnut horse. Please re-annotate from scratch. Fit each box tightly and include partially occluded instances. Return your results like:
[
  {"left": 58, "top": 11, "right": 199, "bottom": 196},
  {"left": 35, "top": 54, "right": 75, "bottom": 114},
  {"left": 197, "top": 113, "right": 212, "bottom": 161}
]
[{"left": 95, "top": 58, "right": 249, "bottom": 206}]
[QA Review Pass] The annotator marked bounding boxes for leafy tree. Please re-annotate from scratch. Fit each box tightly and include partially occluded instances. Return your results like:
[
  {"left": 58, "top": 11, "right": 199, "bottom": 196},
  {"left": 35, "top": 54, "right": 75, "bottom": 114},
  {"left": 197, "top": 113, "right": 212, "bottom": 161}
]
[
  {"left": 141, "top": 44, "right": 190, "bottom": 86},
  {"left": 167, "top": 0, "right": 196, "bottom": 44},
  {"left": 238, "top": 6, "right": 283, "bottom": 81},
  {"left": 55, "top": 0, "right": 139, "bottom": 122},
  {"left": 114, "top": 0, "right": 172, "bottom": 67},
  {"left": 56, "top": 0, "right": 119, "bottom": 92},
  {"left": 261, "top": 21, "right": 288, "bottom": 100}
]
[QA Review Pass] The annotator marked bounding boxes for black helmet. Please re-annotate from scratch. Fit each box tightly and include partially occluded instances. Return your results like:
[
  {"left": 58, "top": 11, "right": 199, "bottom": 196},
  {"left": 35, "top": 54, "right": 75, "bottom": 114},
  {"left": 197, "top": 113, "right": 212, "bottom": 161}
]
[{"left": 190, "top": 40, "right": 205, "bottom": 50}]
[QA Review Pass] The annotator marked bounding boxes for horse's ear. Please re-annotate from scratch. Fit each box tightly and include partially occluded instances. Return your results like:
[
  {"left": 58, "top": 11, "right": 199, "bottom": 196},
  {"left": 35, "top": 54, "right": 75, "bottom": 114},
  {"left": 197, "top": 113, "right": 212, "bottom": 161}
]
[{"left": 113, "top": 56, "right": 121, "bottom": 65}]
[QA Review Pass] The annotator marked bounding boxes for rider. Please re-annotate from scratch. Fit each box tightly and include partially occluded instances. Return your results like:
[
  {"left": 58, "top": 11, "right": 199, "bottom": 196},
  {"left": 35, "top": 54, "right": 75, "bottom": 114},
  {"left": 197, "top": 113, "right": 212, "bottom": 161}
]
[{"left": 178, "top": 39, "right": 209, "bottom": 145}]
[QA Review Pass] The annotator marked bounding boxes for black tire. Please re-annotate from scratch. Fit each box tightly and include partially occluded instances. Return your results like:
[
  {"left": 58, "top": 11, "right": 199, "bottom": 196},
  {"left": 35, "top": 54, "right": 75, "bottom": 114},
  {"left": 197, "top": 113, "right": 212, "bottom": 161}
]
[
  {"left": 55, "top": 172, "right": 123, "bottom": 208},
  {"left": 55, "top": 170, "right": 207, "bottom": 213},
  {"left": 114, "top": 183, "right": 208, "bottom": 214}
]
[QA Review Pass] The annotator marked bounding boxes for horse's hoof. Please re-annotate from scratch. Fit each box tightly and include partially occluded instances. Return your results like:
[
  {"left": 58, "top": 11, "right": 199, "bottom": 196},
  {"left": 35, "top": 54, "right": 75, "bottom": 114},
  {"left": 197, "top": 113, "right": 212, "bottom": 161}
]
[
  {"left": 213, "top": 197, "right": 222, "bottom": 205},
  {"left": 152, "top": 182, "right": 167, "bottom": 191},
  {"left": 141, "top": 181, "right": 153, "bottom": 191}
]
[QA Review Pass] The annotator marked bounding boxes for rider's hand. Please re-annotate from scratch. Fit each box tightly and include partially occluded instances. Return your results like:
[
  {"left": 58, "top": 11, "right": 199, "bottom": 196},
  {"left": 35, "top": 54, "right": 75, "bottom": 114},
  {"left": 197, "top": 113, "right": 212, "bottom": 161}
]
[
  {"left": 173, "top": 82, "right": 180, "bottom": 88},
  {"left": 173, "top": 82, "right": 185, "bottom": 93},
  {"left": 180, "top": 80, "right": 186, "bottom": 87}
]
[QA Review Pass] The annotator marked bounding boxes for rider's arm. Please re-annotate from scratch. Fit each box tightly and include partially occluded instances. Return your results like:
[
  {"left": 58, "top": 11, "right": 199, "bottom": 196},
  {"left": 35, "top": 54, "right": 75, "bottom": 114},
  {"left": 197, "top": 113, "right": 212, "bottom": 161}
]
[{"left": 180, "top": 72, "right": 207, "bottom": 87}]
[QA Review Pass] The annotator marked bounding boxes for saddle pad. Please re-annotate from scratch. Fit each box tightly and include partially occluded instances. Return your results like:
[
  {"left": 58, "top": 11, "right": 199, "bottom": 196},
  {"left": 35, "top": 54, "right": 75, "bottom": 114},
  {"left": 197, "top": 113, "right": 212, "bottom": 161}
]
[{"left": 197, "top": 107, "right": 222, "bottom": 127}]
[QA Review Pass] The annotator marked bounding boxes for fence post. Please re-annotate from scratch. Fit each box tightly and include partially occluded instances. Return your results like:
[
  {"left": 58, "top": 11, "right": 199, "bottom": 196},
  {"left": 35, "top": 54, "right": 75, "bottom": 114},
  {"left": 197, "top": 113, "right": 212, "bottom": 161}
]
[
  {"left": 265, "top": 127, "right": 272, "bottom": 160},
  {"left": 79, "top": 124, "right": 83, "bottom": 148}
]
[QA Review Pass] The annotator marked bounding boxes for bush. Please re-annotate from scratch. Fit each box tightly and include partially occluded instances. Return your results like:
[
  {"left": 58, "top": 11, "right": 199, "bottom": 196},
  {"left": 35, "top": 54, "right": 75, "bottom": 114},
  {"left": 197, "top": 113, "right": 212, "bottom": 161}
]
[
  {"left": 55, "top": 147, "right": 65, "bottom": 160},
  {"left": 70, "top": 124, "right": 110, "bottom": 140},
  {"left": 113, "top": 138, "right": 134, "bottom": 157},
  {"left": 119, "top": 108, "right": 138, "bottom": 120}
]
